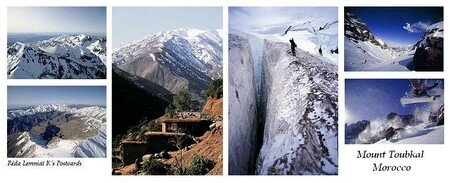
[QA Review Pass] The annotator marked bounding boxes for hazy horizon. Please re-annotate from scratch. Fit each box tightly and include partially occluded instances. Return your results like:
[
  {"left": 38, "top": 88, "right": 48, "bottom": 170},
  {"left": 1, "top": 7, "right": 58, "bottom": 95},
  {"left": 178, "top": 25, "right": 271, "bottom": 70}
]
[
  {"left": 112, "top": 7, "right": 222, "bottom": 47},
  {"left": 8, "top": 7, "right": 106, "bottom": 35},
  {"left": 8, "top": 31, "right": 106, "bottom": 36},
  {"left": 229, "top": 7, "right": 337, "bottom": 35},
  {"left": 8, "top": 86, "right": 106, "bottom": 109}
]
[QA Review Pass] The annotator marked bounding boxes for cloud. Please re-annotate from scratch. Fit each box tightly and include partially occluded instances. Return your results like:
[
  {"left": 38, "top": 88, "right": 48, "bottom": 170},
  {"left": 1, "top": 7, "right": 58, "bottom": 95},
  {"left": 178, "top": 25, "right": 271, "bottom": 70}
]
[
  {"left": 402, "top": 21, "right": 431, "bottom": 33},
  {"left": 229, "top": 7, "right": 337, "bottom": 34}
]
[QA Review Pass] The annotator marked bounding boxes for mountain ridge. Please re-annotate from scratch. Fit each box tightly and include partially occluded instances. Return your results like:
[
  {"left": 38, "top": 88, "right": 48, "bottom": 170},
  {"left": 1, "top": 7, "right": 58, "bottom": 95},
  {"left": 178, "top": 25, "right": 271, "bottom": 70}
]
[
  {"left": 7, "top": 34, "right": 106, "bottom": 79},
  {"left": 112, "top": 28, "right": 222, "bottom": 94}
]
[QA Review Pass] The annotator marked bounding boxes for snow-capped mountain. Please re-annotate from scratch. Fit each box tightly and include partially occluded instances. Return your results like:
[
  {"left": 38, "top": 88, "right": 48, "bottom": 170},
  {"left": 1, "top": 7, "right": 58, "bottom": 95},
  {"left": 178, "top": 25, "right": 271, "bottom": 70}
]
[
  {"left": 344, "top": 12, "right": 413, "bottom": 71},
  {"left": 7, "top": 104, "right": 106, "bottom": 158},
  {"left": 113, "top": 28, "right": 223, "bottom": 94},
  {"left": 392, "top": 44, "right": 413, "bottom": 52},
  {"left": 256, "top": 40, "right": 338, "bottom": 175},
  {"left": 8, "top": 104, "right": 74, "bottom": 119},
  {"left": 7, "top": 34, "right": 106, "bottom": 79},
  {"left": 412, "top": 21, "right": 444, "bottom": 71},
  {"left": 345, "top": 12, "right": 390, "bottom": 50},
  {"left": 345, "top": 12, "right": 443, "bottom": 71}
]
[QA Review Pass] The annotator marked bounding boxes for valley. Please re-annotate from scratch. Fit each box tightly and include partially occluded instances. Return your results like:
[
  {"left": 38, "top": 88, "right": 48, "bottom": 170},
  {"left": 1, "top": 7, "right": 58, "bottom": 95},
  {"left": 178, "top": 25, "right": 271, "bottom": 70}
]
[
  {"left": 345, "top": 12, "right": 443, "bottom": 71},
  {"left": 7, "top": 104, "right": 107, "bottom": 158},
  {"left": 111, "top": 27, "right": 223, "bottom": 175}
]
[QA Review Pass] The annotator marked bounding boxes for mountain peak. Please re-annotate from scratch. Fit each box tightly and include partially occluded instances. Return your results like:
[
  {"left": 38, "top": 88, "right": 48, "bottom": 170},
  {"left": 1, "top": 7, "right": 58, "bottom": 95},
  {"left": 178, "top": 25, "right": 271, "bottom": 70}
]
[
  {"left": 7, "top": 34, "right": 107, "bottom": 79},
  {"left": 345, "top": 12, "right": 390, "bottom": 49},
  {"left": 112, "top": 28, "right": 223, "bottom": 94}
]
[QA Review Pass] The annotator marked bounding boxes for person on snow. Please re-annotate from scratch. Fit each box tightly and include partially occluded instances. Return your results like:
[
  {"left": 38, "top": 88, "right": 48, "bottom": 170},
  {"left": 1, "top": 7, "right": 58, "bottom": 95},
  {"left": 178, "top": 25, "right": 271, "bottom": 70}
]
[
  {"left": 319, "top": 46, "right": 323, "bottom": 56},
  {"left": 289, "top": 38, "right": 297, "bottom": 56},
  {"left": 385, "top": 127, "right": 403, "bottom": 141},
  {"left": 410, "top": 79, "right": 439, "bottom": 98}
]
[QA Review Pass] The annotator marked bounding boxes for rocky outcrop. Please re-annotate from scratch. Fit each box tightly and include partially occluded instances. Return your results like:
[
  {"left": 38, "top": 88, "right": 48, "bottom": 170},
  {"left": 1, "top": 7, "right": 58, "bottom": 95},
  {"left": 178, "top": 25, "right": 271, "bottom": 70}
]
[
  {"left": 412, "top": 21, "right": 443, "bottom": 71},
  {"left": 345, "top": 12, "right": 389, "bottom": 49},
  {"left": 348, "top": 103, "right": 445, "bottom": 144},
  {"left": 228, "top": 34, "right": 259, "bottom": 174},
  {"left": 202, "top": 97, "right": 223, "bottom": 116},
  {"left": 345, "top": 120, "right": 370, "bottom": 144}
]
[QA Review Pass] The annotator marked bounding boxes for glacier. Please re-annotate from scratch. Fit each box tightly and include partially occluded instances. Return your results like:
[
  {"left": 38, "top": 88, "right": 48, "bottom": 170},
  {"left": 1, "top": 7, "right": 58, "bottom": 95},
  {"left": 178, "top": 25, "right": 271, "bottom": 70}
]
[
  {"left": 229, "top": 20, "right": 338, "bottom": 174},
  {"left": 228, "top": 33, "right": 259, "bottom": 174}
]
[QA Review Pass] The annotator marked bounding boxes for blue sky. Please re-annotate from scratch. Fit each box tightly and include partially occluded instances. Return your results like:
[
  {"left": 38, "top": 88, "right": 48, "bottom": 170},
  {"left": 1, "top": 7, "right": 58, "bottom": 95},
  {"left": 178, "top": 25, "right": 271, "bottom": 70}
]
[
  {"left": 345, "top": 79, "right": 443, "bottom": 124},
  {"left": 346, "top": 7, "right": 443, "bottom": 46},
  {"left": 8, "top": 86, "right": 106, "bottom": 109},
  {"left": 112, "top": 7, "right": 222, "bottom": 47},
  {"left": 229, "top": 7, "right": 337, "bottom": 34},
  {"left": 8, "top": 7, "right": 106, "bottom": 35}
]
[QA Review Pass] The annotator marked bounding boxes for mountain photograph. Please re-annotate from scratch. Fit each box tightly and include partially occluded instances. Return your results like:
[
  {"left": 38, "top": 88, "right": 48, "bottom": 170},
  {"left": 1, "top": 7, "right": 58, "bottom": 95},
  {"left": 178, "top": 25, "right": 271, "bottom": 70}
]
[
  {"left": 112, "top": 7, "right": 223, "bottom": 175},
  {"left": 7, "top": 7, "right": 107, "bottom": 79},
  {"left": 229, "top": 7, "right": 338, "bottom": 175},
  {"left": 7, "top": 86, "right": 106, "bottom": 158},
  {"left": 345, "top": 7, "right": 443, "bottom": 71},
  {"left": 345, "top": 79, "right": 444, "bottom": 144}
]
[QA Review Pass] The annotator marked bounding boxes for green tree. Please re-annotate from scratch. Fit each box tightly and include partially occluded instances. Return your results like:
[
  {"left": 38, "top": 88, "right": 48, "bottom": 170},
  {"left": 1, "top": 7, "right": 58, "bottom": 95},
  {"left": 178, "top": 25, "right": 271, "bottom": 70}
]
[
  {"left": 205, "top": 79, "right": 223, "bottom": 99},
  {"left": 185, "top": 154, "right": 215, "bottom": 175},
  {"left": 142, "top": 159, "right": 170, "bottom": 175},
  {"left": 172, "top": 90, "right": 191, "bottom": 112}
]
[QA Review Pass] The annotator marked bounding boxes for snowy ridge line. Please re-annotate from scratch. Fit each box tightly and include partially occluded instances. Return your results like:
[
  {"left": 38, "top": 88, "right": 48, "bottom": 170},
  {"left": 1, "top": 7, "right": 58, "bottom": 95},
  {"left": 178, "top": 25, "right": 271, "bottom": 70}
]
[
  {"left": 112, "top": 28, "right": 223, "bottom": 93},
  {"left": 257, "top": 40, "right": 338, "bottom": 175},
  {"left": 8, "top": 104, "right": 106, "bottom": 119},
  {"left": 7, "top": 34, "right": 106, "bottom": 79}
]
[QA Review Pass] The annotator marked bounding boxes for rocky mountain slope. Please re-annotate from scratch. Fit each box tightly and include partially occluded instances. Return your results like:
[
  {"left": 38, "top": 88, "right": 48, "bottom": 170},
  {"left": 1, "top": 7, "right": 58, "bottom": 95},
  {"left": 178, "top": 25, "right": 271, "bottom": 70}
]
[
  {"left": 344, "top": 12, "right": 411, "bottom": 71},
  {"left": 7, "top": 104, "right": 106, "bottom": 158},
  {"left": 345, "top": 12, "right": 443, "bottom": 71},
  {"left": 112, "top": 67, "right": 169, "bottom": 137},
  {"left": 202, "top": 97, "right": 223, "bottom": 117},
  {"left": 113, "top": 28, "right": 222, "bottom": 94},
  {"left": 345, "top": 12, "right": 390, "bottom": 50},
  {"left": 412, "top": 21, "right": 444, "bottom": 71},
  {"left": 7, "top": 34, "right": 106, "bottom": 79}
]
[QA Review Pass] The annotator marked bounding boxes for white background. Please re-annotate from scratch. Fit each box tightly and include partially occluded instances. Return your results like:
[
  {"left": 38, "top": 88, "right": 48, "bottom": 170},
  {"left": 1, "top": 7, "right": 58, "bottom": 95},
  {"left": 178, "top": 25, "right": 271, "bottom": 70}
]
[{"left": 0, "top": 0, "right": 448, "bottom": 182}]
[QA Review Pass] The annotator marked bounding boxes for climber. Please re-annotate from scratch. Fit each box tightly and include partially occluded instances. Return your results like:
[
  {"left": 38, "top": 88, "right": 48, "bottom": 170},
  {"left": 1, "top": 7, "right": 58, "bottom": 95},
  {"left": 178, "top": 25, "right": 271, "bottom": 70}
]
[
  {"left": 330, "top": 47, "right": 338, "bottom": 54},
  {"left": 410, "top": 79, "right": 439, "bottom": 98},
  {"left": 289, "top": 38, "right": 297, "bottom": 56},
  {"left": 385, "top": 127, "right": 403, "bottom": 140},
  {"left": 319, "top": 46, "right": 323, "bottom": 56}
]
